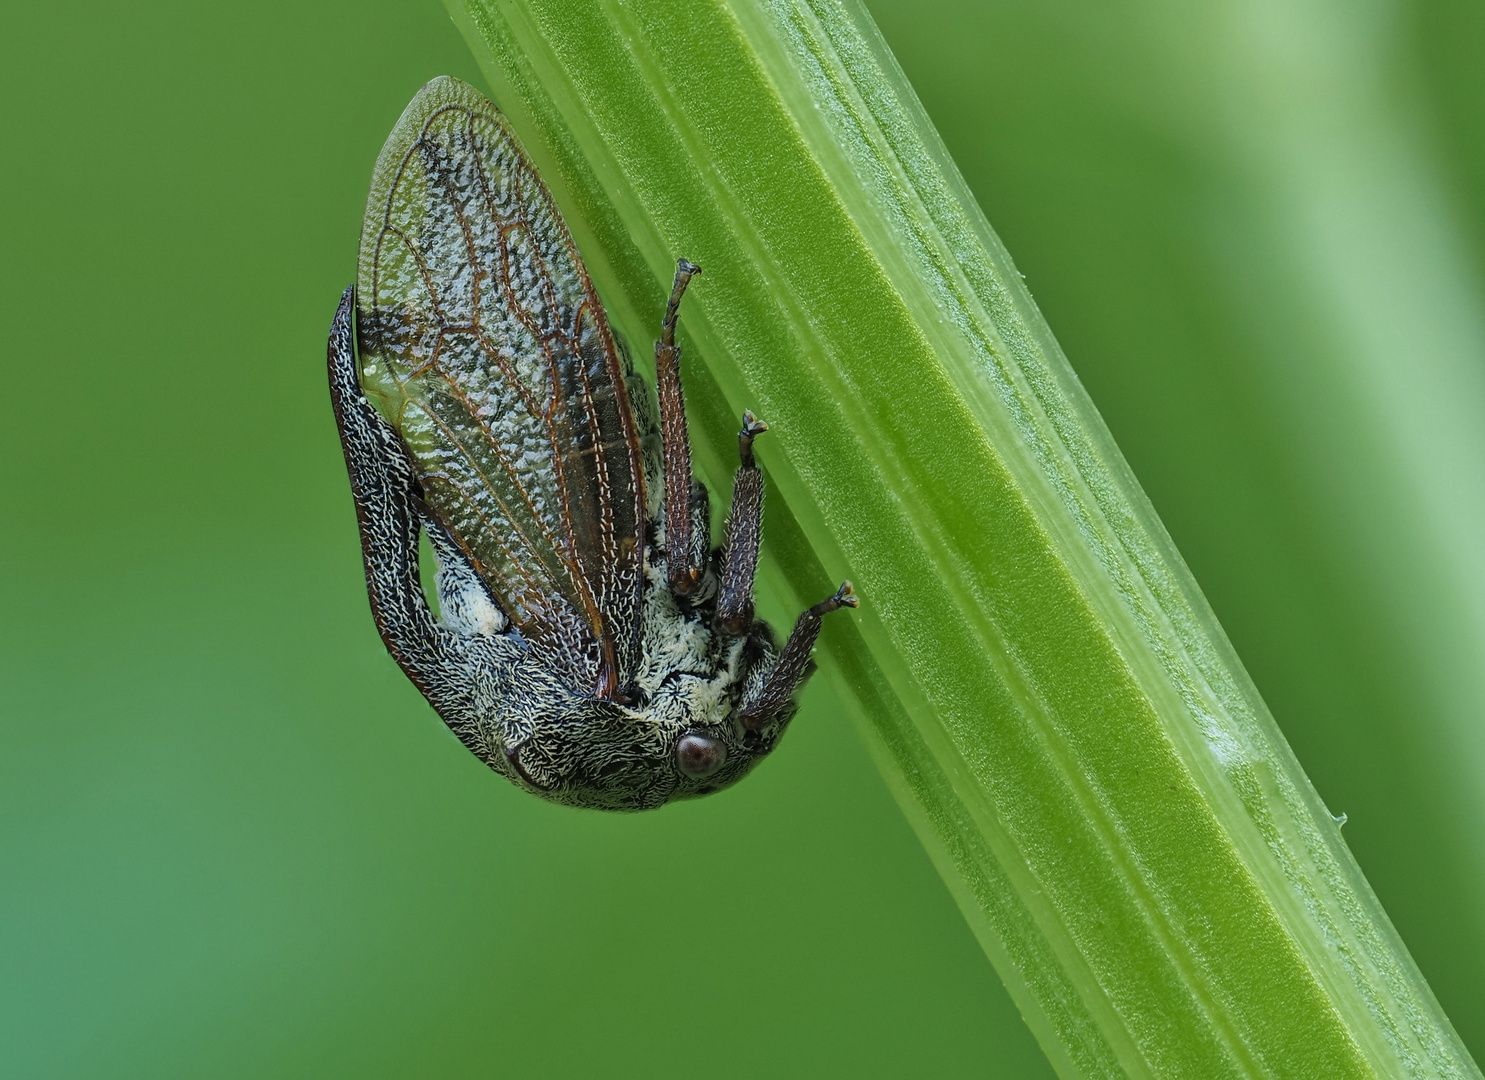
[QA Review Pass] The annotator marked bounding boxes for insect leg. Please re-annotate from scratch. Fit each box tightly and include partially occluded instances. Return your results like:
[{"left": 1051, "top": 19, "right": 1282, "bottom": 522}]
[
  {"left": 656, "top": 258, "right": 706, "bottom": 597},
  {"left": 686, "top": 478, "right": 713, "bottom": 586},
  {"left": 738, "top": 582, "right": 858, "bottom": 731},
  {"left": 715, "top": 411, "right": 769, "bottom": 635},
  {"left": 327, "top": 287, "right": 460, "bottom": 698}
]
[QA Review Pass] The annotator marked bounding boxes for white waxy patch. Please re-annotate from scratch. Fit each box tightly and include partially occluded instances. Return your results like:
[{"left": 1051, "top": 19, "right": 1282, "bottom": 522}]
[{"left": 438, "top": 566, "right": 508, "bottom": 636}]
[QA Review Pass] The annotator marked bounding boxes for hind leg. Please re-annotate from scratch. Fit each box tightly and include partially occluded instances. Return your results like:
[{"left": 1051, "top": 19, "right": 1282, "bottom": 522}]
[{"left": 654, "top": 259, "right": 707, "bottom": 597}]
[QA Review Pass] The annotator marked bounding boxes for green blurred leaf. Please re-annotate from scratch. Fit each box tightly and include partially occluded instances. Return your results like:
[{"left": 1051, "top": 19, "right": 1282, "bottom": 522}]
[{"left": 868, "top": 0, "right": 1485, "bottom": 1062}]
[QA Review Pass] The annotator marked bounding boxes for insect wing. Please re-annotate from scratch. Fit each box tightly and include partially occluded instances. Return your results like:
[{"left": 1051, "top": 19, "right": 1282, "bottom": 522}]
[{"left": 355, "top": 76, "right": 646, "bottom": 697}]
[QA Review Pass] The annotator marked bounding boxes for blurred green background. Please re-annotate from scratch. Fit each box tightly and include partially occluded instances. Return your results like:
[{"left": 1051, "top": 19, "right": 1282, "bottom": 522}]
[{"left": 2, "top": 0, "right": 1482, "bottom": 1077}]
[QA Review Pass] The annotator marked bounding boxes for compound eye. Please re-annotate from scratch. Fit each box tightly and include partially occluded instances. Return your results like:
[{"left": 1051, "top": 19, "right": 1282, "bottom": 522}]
[{"left": 676, "top": 734, "right": 727, "bottom": 778}]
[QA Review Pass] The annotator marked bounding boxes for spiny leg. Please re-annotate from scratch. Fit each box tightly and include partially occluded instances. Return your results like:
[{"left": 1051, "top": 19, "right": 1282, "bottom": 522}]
[
  {"left": 656, "top": 258, "right": 705, "bottom": 597},
  {"left": 328, "top": 286, "right": 460, "bottom": 701},
  {"left": 715, "top": 411, "right": 769, "bottom": 636},
  {"left": 739, "top": 582, "right": 858, "bottom": 731}
]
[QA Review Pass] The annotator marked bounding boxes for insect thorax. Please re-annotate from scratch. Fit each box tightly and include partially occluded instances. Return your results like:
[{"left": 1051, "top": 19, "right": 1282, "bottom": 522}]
[{"left": 432, "top": 525, "right": 785, "bottom": 811}]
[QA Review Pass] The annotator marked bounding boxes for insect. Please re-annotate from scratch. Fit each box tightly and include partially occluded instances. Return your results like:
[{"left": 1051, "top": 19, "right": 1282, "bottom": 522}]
[{"left": 328, "top": 76, "right": 856, "bottom": 810}]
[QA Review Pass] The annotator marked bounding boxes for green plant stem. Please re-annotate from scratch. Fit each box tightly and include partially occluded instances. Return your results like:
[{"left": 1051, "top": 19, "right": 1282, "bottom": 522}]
[{"left": 445, "top": 0, "right": 1478, "bottom": 1075}]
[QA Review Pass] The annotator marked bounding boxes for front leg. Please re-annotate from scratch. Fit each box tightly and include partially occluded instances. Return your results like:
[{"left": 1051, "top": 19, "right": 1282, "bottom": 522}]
[
  {"left": 739, "top": 582, "right": 858, "bottom": 731},
  {"left": 327, "top": 286, "right": 461, "bottom": 702}
]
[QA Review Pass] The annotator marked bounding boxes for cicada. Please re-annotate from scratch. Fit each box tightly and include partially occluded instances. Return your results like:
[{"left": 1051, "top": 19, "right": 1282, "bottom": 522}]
[{"left": 327, "top": 76, "right": 855, "bottom": 810}]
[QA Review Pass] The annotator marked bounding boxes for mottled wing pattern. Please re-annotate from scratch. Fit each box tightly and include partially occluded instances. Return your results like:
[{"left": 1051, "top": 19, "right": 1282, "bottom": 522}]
[{"left": 355, "top": 77, "right": 645, "bottom": 698}]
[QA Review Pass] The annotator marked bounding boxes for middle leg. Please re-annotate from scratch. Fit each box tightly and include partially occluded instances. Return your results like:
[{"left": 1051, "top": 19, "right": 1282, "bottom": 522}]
[{"left": 715, "top": 410, "right": 769, "bottom": 636}]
